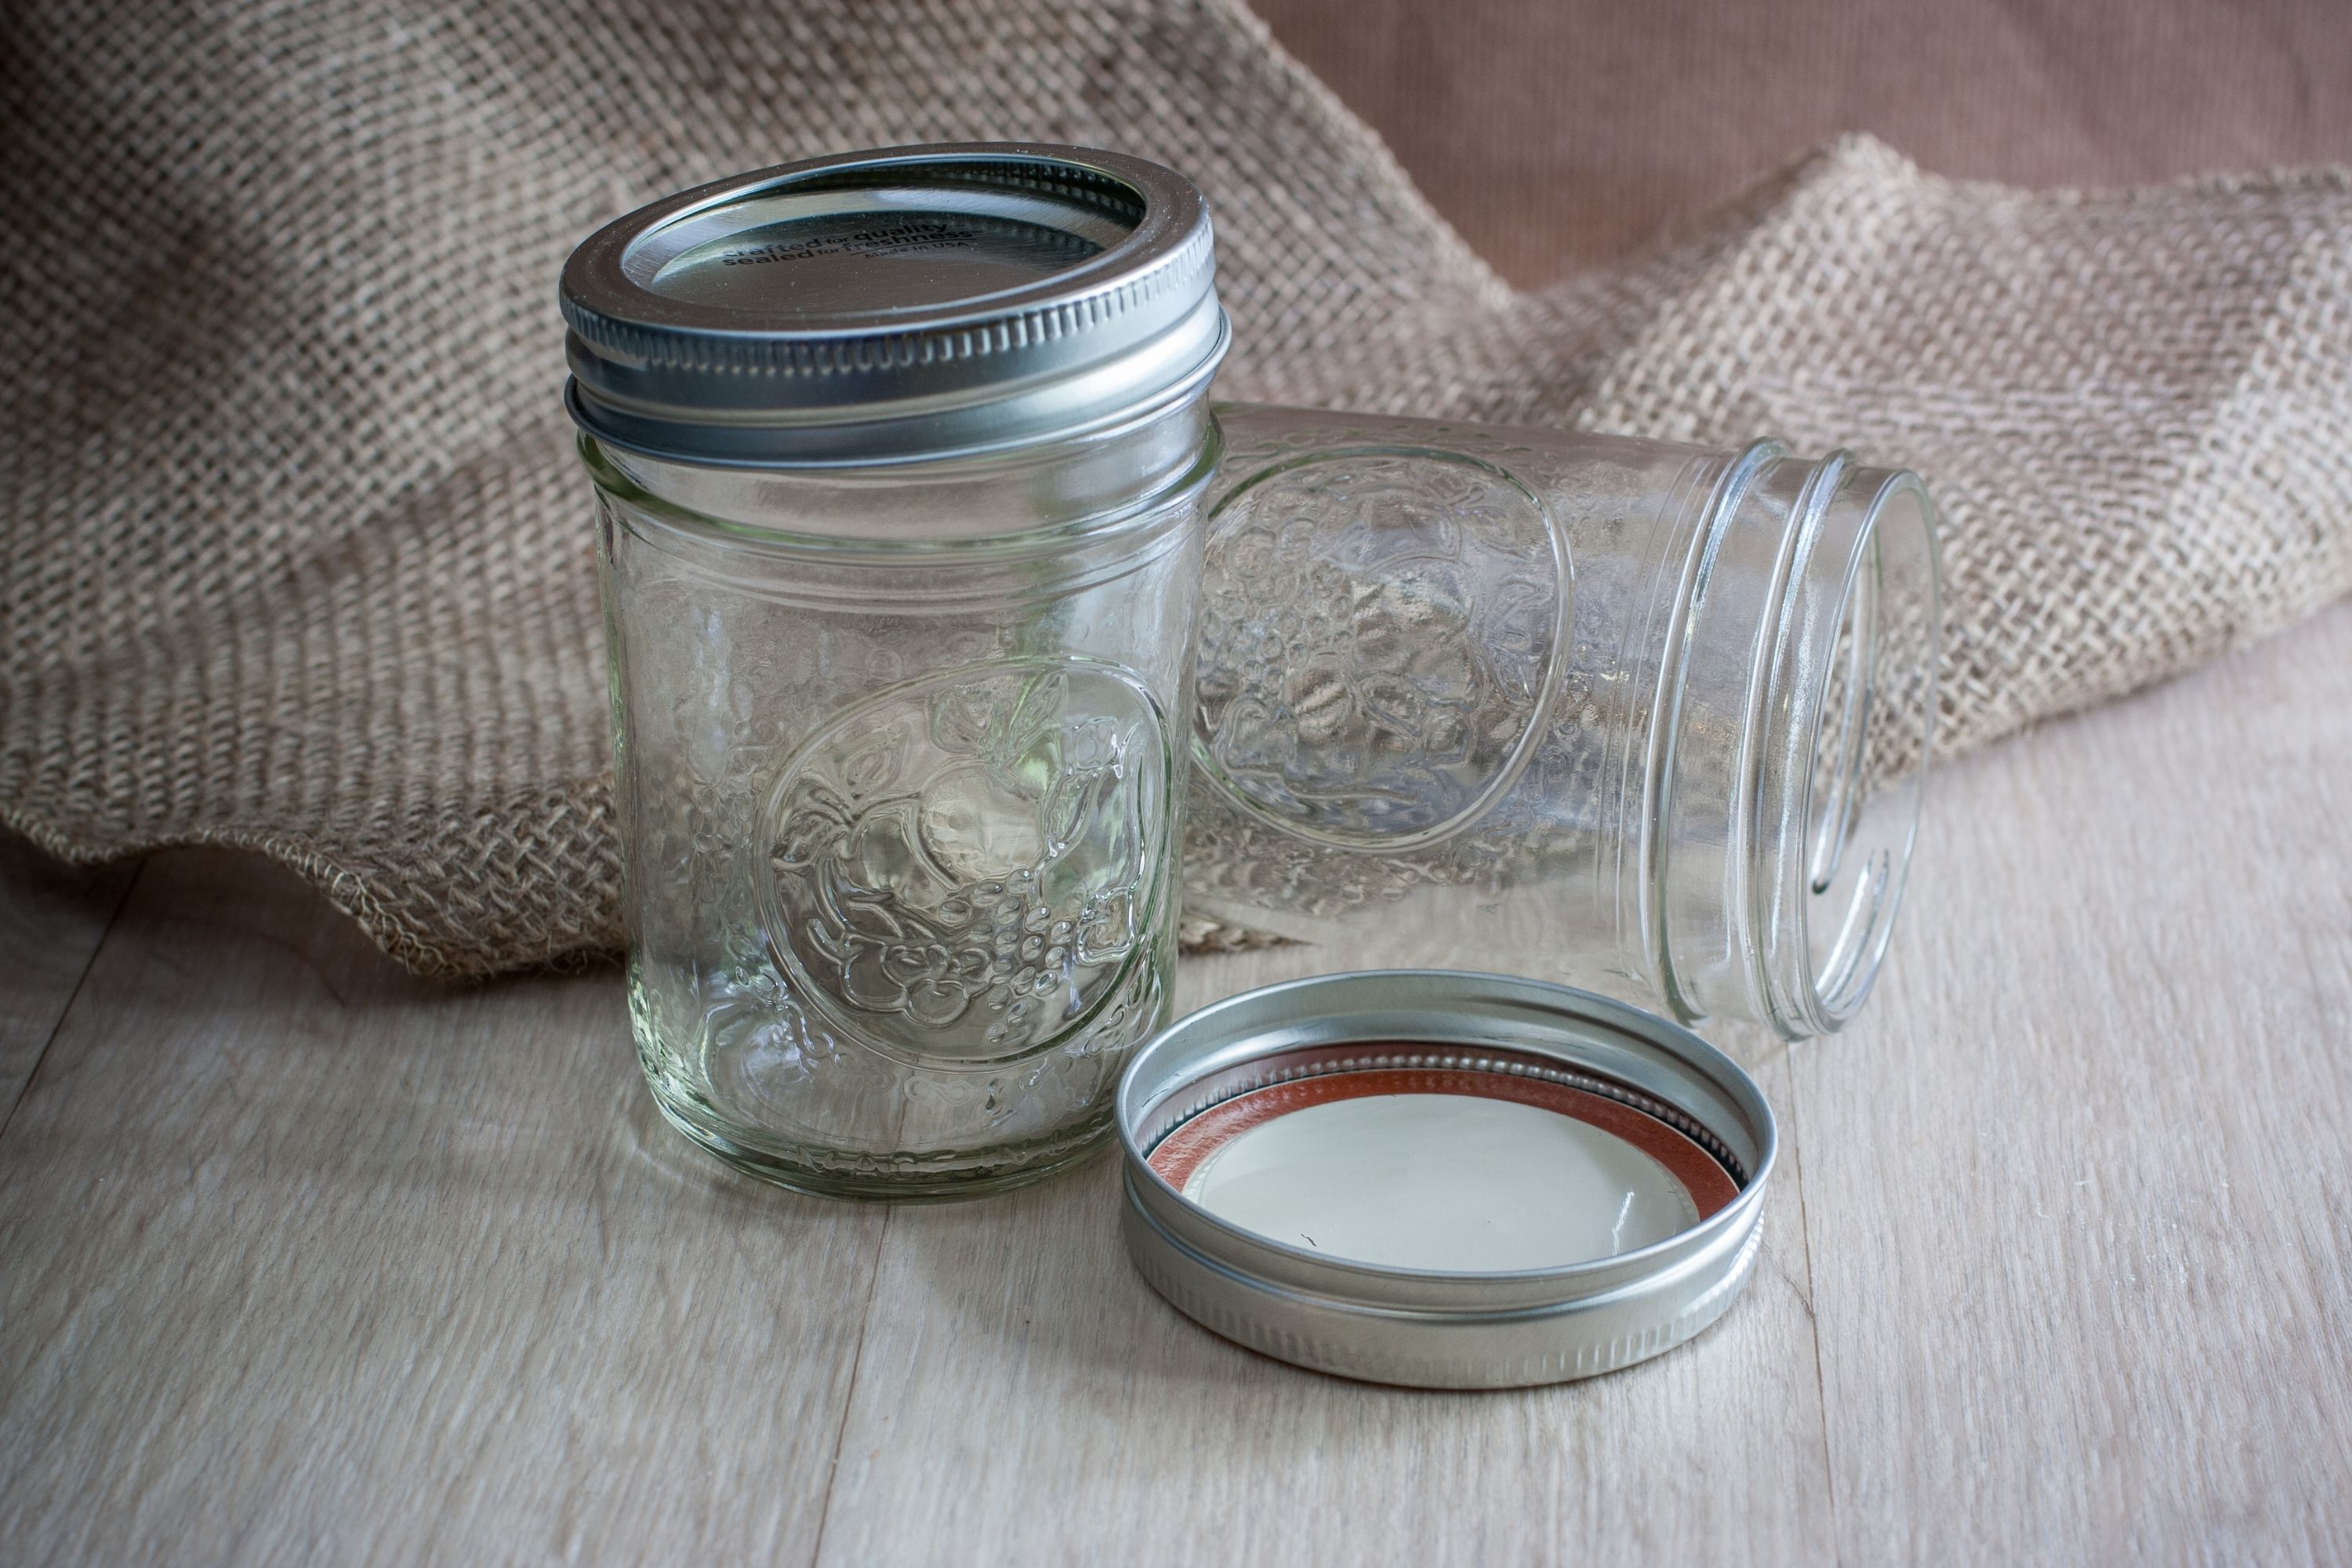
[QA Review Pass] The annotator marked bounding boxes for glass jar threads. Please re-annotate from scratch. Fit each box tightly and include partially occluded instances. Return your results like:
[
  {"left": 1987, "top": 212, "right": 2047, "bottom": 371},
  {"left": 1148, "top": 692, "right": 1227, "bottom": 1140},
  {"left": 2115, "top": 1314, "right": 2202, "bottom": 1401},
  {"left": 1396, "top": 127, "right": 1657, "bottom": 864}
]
[
  {"left": 561, "top": 146, "right": 1227, "bottom": 1197},
  {"left": 1184, "top": 405, "right": 1941, "bottom": 1039}
]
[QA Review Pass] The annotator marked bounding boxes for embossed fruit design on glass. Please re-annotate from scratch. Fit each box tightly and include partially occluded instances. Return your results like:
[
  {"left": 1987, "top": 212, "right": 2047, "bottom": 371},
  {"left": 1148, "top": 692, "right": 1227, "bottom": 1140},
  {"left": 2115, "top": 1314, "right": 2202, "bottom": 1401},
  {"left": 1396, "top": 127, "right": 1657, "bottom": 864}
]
[
  {"left": 562, "top": 146, "right": 1225, "bottom": 1196},
  {"left": 763, "top": 660, "right": 1171, "bottom": 1064}
]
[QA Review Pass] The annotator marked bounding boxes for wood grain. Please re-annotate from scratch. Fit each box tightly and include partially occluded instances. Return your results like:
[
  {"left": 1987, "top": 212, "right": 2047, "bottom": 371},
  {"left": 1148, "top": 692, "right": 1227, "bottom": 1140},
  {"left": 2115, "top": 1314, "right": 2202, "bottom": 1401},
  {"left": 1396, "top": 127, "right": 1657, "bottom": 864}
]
[
  {"left": 2, "top": 601, "right": 2350, "bottom": 1564},
  {"left": 809, "top": 1023, "right": 1833, "bottom": 1568},
  {"left": 1790, "top": 600, "right": 2352, "bottom": 1563},
  {"left": 0, "top": 833, "right": 135, "bottom": 1119},
  {"left": 0, "top": 850, "right": 884, "bottom": 1566}
]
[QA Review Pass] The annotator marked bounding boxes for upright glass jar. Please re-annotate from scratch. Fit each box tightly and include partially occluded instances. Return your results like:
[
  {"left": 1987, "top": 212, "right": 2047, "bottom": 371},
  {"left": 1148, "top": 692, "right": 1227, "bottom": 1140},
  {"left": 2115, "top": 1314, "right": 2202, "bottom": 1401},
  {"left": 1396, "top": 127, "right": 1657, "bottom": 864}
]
[
  {"left": 1185, "top": 405, "right": 1942, "bottom": 1038},
  {"left": 561, "top": 146, "right": 1227, "bottom": 1198}
]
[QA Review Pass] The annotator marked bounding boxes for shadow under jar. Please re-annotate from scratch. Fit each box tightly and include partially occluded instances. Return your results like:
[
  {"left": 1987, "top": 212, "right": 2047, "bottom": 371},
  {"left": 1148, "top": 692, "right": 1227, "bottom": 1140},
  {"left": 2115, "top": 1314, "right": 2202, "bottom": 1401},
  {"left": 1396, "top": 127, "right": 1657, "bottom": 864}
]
[
  {"left": 563, "top": 146, "right": 1227, "bottom": 1198},
  {"left": 1185, "top": 406, "right": 1943, "bottom": 1039}
]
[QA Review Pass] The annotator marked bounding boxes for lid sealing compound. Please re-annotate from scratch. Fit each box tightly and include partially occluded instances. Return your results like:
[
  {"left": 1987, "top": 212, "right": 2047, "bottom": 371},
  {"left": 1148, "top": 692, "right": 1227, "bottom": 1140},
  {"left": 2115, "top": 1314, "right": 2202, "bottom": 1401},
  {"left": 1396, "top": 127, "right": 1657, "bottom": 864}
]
[
  {"left": 561, "top": 143, "right": 1228, "bottom": 467},
  {"left": 1116, "top": 970, "right": 1777, "bottom": 1388}
]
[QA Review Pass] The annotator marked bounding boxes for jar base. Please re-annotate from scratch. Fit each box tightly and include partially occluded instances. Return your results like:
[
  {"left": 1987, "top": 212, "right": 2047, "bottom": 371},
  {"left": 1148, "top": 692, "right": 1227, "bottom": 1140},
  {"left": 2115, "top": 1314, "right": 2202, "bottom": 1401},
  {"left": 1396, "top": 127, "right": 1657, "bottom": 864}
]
[{"left": 646, "top": 1085, "right": 1116, "bottom": 1203}]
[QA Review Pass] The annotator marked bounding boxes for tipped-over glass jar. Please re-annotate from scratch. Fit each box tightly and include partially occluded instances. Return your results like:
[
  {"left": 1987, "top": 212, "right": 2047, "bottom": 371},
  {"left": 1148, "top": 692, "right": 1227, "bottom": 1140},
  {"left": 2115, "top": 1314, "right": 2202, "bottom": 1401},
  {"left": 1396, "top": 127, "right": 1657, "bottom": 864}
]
[
  {"left": 1184, "top": 405, "right": 1941, "bottom": 1039},
  {"left": 563, "top": 146, "right": 1227, "bottom": 1197}
]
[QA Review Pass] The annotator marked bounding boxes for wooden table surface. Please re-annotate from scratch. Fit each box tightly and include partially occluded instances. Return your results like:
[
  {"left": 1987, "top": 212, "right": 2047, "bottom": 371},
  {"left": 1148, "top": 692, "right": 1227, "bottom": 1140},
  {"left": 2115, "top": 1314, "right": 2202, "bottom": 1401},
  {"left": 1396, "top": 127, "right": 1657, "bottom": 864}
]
[{"left": 4, "top": 601, "right": 2350, "bottom": 1566}]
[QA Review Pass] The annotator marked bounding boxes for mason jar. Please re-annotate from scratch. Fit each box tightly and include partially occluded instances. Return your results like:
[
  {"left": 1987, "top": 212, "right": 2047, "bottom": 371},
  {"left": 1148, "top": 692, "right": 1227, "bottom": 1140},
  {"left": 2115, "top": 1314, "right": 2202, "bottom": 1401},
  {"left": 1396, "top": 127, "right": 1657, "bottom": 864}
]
[
  {"left": 1184, "top": 405, "right": 1942, "bottom": 1039},
  {"left": 561, "top": 146, "right": 1226, "bottom": 1198}
]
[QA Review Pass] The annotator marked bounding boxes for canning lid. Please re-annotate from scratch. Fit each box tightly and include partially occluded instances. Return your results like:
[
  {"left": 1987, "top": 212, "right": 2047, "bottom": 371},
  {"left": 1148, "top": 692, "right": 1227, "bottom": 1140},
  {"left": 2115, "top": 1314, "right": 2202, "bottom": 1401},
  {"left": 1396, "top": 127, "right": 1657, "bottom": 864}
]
[
  {"left": 560, "top": 143, "right": 1228, "bottom": 466},
  {"left": 1117, "top": 970, "right": 1775, "bottom": 1388}
]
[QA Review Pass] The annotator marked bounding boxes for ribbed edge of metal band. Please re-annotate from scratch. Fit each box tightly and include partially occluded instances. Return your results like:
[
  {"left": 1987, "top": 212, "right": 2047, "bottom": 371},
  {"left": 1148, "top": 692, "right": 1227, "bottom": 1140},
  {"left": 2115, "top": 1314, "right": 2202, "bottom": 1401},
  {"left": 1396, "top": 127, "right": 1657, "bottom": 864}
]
[
  {"left": 557, "top": 143, "right": 1223, "bottom": 465},
  {"left": 564, "top": 299, "right": 1229, "bottom": 468},
  {"left": 561, "top": 215, "right": 1213, "bottom": 379}
]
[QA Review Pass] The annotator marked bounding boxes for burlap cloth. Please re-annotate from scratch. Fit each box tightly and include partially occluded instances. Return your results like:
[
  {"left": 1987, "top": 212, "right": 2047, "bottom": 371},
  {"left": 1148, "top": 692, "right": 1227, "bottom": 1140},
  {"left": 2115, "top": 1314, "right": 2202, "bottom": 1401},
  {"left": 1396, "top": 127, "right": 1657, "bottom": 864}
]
[{"left": 4, "top": 0, "right": 2349, "bottom": 978}]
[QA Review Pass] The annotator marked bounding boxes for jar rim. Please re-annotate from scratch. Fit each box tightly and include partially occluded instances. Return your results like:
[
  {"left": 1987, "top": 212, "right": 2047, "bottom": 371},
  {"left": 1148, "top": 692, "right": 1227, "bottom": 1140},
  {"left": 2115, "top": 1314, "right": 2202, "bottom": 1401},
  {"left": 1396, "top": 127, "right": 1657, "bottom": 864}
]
[{"left": 1648, "top": 445, "right": 1941, "bottom": 1038}]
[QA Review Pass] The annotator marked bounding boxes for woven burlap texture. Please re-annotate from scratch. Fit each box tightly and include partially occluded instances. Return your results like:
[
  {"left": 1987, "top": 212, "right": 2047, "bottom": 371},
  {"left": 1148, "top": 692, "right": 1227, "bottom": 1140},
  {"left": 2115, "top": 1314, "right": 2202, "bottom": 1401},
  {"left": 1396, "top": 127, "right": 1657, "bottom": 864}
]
[{"left": 5, "top": 0, "right": 2349, "bottom": 978}]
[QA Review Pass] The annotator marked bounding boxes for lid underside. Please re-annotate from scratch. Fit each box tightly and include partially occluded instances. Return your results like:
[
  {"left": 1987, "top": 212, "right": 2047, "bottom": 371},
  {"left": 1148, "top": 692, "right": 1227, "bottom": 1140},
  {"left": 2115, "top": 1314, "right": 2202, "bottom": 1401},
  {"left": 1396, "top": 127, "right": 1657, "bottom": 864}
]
[
  {"left": 1149, "top": 1063, "right": 1734, "bottom": 1272},
  {"left": 1116, "top": 970, "right": 1777, "bottom": 1388}
]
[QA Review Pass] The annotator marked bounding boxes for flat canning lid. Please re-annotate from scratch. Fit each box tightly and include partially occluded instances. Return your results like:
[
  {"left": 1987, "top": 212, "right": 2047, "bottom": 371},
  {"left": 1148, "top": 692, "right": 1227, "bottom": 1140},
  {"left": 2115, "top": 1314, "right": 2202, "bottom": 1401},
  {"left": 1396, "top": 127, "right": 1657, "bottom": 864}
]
[
  {"left": 1116, "top": 970, "right": 1776, "bottom": 1388},
  {"left": 561, "top": 143, "right": 1227, "bottom": 466}
]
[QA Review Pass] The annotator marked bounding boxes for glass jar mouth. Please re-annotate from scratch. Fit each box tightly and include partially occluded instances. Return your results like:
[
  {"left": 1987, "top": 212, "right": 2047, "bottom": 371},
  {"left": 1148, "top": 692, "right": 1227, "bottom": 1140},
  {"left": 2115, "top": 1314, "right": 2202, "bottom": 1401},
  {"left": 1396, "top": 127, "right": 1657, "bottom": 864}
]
[
  {"left": 1650, "top": 447, "right": 1940, "bottom": 1040},
  {"left": 1765, "top": 463, "right": 1940, "bottom": 1034}
]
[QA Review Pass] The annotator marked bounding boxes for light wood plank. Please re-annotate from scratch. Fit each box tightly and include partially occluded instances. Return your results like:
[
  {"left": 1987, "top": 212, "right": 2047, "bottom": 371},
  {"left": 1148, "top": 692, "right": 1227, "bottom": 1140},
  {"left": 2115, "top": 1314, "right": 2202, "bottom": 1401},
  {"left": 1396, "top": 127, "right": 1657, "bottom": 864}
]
[
  {"left": 1793, "top": 600, "right": 2352, "bottom": 1563},
  {"left": 4, "top": 600, "right": 2349, "bottom": 1563},
  {"left": 0, "top": 833, "right": 136, "bottom": 1116},
  {"left": 808, "top": 943, "right": 1833, "bottom": 1568},
  {"left": 0, "top": 849, "right": 885, "bottom": 1567}
]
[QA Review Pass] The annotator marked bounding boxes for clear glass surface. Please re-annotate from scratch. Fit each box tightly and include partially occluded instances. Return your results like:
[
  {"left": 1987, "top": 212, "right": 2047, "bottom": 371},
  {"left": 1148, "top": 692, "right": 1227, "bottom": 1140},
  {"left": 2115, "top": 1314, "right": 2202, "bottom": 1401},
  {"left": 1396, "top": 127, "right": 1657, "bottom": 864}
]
[
  {"left": 590, "top": 401, "right": 1214, "bottom": 1197},
  {"left": 1184, "top": 405, "right": 1940, "bottom": 1038}
]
